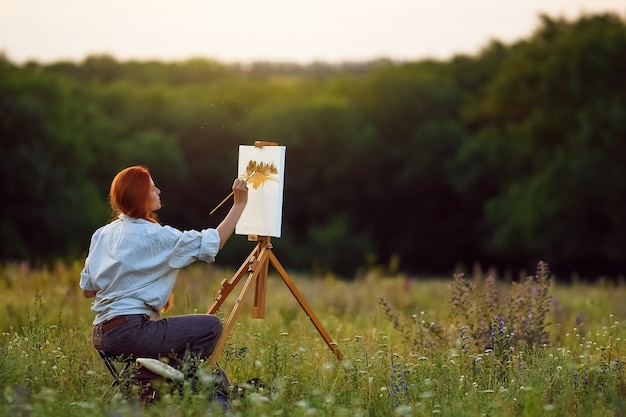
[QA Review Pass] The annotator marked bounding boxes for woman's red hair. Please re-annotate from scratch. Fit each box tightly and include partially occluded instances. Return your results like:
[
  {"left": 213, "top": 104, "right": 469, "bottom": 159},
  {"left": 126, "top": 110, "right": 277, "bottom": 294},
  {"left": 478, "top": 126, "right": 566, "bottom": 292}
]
[{"left": 109, "top": 166, "right": 158, "bottom": 223}]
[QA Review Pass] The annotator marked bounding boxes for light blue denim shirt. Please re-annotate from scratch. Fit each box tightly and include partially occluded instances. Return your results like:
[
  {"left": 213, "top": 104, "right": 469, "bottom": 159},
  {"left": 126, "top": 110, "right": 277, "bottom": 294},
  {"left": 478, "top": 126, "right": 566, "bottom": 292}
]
[{"left": 79, "top": 214, "right": 220, "bottom": 325}]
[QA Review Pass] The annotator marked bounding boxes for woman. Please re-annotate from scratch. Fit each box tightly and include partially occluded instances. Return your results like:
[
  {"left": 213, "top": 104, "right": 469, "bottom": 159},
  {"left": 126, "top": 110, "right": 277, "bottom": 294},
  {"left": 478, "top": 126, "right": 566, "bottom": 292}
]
[{"left": 80, "top": 165, "right": 248, "bottom": 401}]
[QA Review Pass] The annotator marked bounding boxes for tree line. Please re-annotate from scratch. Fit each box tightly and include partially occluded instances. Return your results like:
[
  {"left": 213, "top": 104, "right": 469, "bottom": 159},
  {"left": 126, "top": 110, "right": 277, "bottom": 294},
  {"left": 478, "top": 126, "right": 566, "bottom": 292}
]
[{"left": 1, "top": 13, "right": 625, "bottom": 279}]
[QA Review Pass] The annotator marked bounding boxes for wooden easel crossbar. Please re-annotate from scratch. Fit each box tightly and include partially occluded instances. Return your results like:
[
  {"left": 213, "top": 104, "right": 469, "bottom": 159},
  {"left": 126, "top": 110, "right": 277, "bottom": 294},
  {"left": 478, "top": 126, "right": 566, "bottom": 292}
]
[{"left": 207, "top": 236, "right": 343, "bottom": 365}]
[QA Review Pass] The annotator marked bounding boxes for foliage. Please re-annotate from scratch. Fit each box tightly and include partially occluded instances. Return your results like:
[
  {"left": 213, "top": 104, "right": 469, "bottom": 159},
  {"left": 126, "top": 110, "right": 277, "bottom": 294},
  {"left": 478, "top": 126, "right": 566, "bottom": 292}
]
[
  {"left": 0, "top": 59, "right": 105, "bottom": 260},
  {"left": 2, "top": 12, "right": 626, "bottom": 278},
  {"left": 378, "top": 261, "right": 553, "bottom": 357},
  {"left": 449, "top": 261, "right": 552, "bottom": 352},
  {"left": 458, "top": 14, "right": 626, "bottom": 273},
  {"left": 2, "top": 262, "right": 626, "bottom": 416}
]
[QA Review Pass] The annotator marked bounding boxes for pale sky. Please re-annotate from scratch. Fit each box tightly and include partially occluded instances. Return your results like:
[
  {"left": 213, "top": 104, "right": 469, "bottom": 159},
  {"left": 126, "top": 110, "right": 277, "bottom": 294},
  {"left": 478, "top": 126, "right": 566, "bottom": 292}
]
[{"left": 0, "top": 0, "right": 624, "bottom": 64}]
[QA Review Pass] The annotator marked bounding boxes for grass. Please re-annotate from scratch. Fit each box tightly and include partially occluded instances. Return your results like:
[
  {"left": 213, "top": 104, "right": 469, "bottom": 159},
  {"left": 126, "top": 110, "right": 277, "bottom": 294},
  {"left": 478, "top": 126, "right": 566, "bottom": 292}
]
[{"left": 1, "top": 259, "right": 625, "bottom": 416}]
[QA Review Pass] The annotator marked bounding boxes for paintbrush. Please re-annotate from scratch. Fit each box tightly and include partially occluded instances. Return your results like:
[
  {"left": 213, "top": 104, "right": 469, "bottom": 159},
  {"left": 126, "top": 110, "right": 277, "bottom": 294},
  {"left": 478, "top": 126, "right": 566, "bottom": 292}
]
[{"left": 209, "top": 171, "right": 256, "bottom": 215}]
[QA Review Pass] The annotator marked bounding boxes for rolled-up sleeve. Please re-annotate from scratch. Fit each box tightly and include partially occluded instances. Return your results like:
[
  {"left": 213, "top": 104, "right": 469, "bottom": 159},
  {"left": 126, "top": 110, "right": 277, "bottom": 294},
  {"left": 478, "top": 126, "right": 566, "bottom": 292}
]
[
  {"left": 199, "top": 228, "right": 220, "bottom": 263},
  {"left": 166, "top": 226, "right": 220, "bottom": 268},
  {"left": 79, "top": 233, "right": 99, "bottom": 291},
  {"left": 79, "top": 266, "right": 95, "bottom": 291}
]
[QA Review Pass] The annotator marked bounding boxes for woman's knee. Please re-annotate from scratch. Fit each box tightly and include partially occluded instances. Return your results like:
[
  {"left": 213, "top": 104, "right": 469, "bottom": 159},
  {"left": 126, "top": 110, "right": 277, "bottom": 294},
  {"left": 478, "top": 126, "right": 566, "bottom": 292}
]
[{"left": 207, "top": 314, "right": 223, "bottom": 336}]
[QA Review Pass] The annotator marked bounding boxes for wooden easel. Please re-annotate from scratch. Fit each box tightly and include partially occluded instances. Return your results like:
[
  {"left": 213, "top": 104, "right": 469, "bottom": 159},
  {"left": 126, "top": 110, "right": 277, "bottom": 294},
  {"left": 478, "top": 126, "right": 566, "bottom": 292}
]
[
  {"left": 207, "top": 236, "right": 343, "bottom": 365},
  {"left": 206, "top": 141, "right": 342, "bottom": 365}
]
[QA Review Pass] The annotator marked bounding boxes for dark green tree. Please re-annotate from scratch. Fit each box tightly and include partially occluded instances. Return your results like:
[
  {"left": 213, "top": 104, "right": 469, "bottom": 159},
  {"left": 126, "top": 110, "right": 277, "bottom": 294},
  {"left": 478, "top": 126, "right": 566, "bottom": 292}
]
[
  {"left": 458, "top": 14, "right": 626, "bottom": 274},
  {"left": 0, "top": 58, "right": 105, "bottom": 259}
]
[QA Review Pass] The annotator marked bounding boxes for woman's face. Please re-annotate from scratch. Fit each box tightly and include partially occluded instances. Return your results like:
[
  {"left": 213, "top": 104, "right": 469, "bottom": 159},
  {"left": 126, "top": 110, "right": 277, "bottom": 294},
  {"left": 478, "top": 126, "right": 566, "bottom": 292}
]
[{"left": 148, "top": 177, "right": 162, "bottom": 212}]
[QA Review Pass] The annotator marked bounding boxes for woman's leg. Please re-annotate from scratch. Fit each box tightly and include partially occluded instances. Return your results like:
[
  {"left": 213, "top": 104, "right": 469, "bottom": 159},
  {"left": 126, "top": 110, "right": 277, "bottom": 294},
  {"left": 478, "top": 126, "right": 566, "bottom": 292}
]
[
  {"left": 93, "top": 314, "right": 226, "bottom": 405},
  {"left": 93, "top": 314, "right": 223, "bottom": 362}
]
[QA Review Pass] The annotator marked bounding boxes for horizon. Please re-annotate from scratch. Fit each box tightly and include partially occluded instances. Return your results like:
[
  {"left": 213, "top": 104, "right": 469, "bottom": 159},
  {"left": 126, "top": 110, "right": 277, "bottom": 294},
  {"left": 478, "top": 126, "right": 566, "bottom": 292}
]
[{"left": 1, "top": 0, "right": 624, "bottom": 66}]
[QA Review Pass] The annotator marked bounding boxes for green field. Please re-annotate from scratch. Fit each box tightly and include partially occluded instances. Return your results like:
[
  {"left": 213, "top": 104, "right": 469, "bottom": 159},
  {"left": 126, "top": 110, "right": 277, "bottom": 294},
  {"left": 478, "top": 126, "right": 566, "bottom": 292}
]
[{"left": 1, "top": 261, "right": 625, "bottom": 416}]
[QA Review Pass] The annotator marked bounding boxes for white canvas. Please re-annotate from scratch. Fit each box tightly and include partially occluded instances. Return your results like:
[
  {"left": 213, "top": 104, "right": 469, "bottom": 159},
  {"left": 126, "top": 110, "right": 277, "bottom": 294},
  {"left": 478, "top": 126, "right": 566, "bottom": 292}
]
[{"left": 235, "top": 144, "right": 286, "bottom": 237}]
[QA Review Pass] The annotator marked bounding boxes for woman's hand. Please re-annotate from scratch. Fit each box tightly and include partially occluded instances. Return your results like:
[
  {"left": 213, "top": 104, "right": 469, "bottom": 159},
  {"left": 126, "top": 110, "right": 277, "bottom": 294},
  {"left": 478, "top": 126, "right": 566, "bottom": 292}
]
[
  {"left": 232, "top": 178, "right": 249, "bottom": 206},
  {"left": 82, "top": 290, "right": 97, "bottom": 298},
  {"left": 216, "top": 177, "right": 249, "bottom": 249}
]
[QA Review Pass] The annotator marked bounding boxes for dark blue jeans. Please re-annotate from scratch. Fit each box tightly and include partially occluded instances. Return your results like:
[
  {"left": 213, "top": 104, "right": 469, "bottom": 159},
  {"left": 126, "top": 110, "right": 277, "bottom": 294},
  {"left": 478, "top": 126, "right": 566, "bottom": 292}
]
[{"left": 92, "top": 314, "right": 223, "bottom": 366}]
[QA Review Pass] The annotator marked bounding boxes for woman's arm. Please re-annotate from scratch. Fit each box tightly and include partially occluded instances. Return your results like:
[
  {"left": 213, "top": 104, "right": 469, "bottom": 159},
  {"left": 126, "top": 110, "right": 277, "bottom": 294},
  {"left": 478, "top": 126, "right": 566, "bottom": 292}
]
[{"left": 216, "top": 178, "right": 249, "bottom": 249}]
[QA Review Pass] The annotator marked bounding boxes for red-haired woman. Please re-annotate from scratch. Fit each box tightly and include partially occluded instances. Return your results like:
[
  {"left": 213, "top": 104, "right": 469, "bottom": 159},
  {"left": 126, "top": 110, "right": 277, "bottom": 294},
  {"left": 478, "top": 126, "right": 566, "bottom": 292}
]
[{"left": 79, "top": 165, "right": 248, "bottom": 406}]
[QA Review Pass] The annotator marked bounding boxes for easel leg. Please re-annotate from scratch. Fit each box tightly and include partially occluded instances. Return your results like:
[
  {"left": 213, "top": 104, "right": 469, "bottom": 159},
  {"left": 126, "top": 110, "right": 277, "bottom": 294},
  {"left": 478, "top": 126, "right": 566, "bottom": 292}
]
[
  {"left": 207, "top": 238, "right": 342, "bottom": 365},
  {"left": 251, "top": 253, "right": 269, "bottom": 319},
  {"left": 207, "top": 246, "right": 259, "bottom": 314},
  {"left": 268, "top": 251, "right": 344, "bottom": 362},
  {"left": 208, "top": 244, "right": 271, "bottom": 366}
]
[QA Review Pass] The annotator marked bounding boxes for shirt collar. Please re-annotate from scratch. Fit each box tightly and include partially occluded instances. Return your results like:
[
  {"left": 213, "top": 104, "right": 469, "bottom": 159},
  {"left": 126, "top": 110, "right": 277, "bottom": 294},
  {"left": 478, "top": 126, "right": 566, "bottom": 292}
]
[{"left": 119, "top": 214, "right": 142, "bottom": 223}]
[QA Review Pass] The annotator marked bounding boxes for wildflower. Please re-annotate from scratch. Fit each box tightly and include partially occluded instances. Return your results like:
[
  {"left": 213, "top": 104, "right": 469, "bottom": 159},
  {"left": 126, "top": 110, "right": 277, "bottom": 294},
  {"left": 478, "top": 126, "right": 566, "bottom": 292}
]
[
  {"left": 34, "top": 388, "right": 57, "bottom": 402},
  {"left": 390, "top": 362, "right": 408, "bottom": 408},
  {"left": 394, "top": 405, "right": 412, "bottom": 416},
  {"left": 70, "top": 401, "right": 96, "bottom": 409},
  {"left": 248, "top": 392, "right": 270, "bottom": 406}
]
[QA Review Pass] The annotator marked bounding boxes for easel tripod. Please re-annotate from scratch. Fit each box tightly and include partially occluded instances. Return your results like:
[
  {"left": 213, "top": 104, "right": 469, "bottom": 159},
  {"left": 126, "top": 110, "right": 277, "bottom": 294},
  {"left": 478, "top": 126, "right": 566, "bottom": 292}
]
[{"left": 207, "top": 235, "right": 343, "bottom": 365}]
